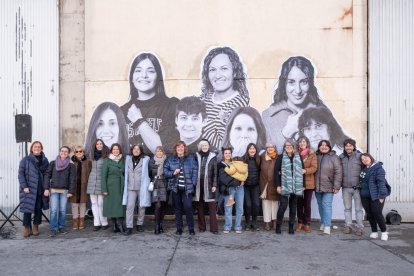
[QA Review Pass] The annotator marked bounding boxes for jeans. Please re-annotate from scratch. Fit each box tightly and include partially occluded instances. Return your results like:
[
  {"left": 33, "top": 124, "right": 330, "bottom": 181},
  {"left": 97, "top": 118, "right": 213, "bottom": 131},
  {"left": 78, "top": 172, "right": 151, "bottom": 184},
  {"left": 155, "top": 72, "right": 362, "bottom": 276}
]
[
  {"left": 361, "top": 197, "right": 387, "bottom": 232},
  {"left": 172, "top": 190, "right": 194, "bottom": 231},
  {"left": 244, "top": 185, "right": 260, "bottom": 226},
  {"left": 315, "top": 192, "right": 334, "bottom": 227},
  {"left": 297, "top": 189, "right": 313, "bottom": 226},
  {"left": 277, "top": 194, "right": 298, "bottom": 225},
  {"left": 23, "top": 193, "right": 43, "bottom": 227},
  {"left": 342, "top": 187, "right": 364, "bottom": 228},
  {"left": 50, "top": 190, "right": 68, "bottom": 231},
  {"left": 224, "top": 186, "right": 244, "bottom": 231}
]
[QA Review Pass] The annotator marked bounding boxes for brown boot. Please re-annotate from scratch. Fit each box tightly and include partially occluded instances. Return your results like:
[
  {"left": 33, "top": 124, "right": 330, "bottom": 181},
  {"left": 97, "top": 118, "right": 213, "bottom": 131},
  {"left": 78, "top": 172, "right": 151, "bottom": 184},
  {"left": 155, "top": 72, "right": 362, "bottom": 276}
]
[
  {"left": 303, "top": 225, "right": 312, "bottom": 233},
  {"left": 272, "top": 220, "right": 277, "bottom": 229},
  {"left": 79, "top": 217, "right": 85, "bottom": 230},
  {"left": 296, "top": 223, "right": 303, "bottom": 232},
  {"left": 23, "top": 226, "right": 30, "bottom": 238},
  {"left": 32, "top": 224, "right": 40, "bottom": 236},
  {"left": 264, "top": 222, "right": 271, "bottom": 231},
  {"left": 73, "top": 218, "right": 79, "bottom": 230}
]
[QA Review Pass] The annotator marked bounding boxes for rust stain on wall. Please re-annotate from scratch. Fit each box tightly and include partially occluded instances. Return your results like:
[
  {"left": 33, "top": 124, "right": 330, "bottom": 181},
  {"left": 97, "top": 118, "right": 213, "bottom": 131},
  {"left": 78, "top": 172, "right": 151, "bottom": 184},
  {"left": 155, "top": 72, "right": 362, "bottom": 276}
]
[{"left": 339, "top": 6, "right": 353, "bottom": 21}]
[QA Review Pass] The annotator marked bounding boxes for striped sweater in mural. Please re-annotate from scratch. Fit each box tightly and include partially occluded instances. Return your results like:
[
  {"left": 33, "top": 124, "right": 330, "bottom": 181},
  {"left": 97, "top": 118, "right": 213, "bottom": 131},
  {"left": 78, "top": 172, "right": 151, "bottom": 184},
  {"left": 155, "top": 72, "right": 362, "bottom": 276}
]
[{"left": 201, "top": 91, "right": 249, "bottom": 149}]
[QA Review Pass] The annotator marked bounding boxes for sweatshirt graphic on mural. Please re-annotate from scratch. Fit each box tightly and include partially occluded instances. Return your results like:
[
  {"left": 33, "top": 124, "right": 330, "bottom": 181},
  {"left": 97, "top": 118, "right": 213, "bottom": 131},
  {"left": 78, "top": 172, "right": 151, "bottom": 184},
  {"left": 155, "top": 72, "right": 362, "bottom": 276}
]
[{"left": 85, "top": 51, "right": 350, "bottom": 164}]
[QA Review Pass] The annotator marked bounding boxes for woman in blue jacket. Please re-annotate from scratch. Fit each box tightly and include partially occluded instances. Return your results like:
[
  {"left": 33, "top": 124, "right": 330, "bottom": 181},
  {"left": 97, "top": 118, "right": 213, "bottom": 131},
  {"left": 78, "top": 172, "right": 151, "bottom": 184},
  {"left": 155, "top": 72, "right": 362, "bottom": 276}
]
[
  {"left": 360, "top": 153, "right": 390, "bottom": 241},
  {"left": 18, "top": 141, "right": 49, "bottom": 237},
  {"left": 164, "top": 141, "right": 198, "bottom": 235}
]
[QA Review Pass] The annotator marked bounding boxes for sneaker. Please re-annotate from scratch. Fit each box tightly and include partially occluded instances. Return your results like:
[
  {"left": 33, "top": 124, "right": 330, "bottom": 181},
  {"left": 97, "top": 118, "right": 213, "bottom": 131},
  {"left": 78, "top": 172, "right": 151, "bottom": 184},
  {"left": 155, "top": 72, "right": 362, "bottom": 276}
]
[
  {"left": 235, "top": 230, "right": 242, "bottom": 234},
  {"left": 50, "top": 230, "right": 57, "bottom": 237},
  {"left": 369, "top": 232, "right": 378, "bottom": 239},
  {"left": 343, "top": 227, "right": 352, "bottom": 234},
  {"left": 381, "top": 232, "right": 389, "bottom": 241},
  {"left": 223, "top": 230, "right": 230, "bottom": 234},
  {"left": 320, "top": 224, "right": 325, "bottom": 231},
  {"left": 58, "top": 229, "right": 68, "bottom": 235},
  {"left": 226, "top": 198, "right": 235, "bottom": 207},
  {"left": 355, "top": 228, "right": 364, "bottom": 236},
  {"left": 323, "top": 227, "right": 331, "bottom": 235}
]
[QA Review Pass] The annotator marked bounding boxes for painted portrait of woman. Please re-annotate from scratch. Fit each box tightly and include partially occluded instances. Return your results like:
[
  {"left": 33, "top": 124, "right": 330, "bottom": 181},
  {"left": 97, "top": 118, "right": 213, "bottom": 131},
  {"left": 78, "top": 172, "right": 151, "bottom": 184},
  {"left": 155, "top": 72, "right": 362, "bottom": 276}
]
[
  {"left": 120, "top": 52, "right": 179, "bottom": 155},
  {"left": 262, "top": 56, "right": 326, "bottom": 152},
  {"left": 221, "top": 107, "right": 266, "bottom": 159},
  {"left": 84, "top": 102, "right": 129, "bottom": 158},
  {"left": 200, "top": 46, "right": 250, "bottom": 150}
]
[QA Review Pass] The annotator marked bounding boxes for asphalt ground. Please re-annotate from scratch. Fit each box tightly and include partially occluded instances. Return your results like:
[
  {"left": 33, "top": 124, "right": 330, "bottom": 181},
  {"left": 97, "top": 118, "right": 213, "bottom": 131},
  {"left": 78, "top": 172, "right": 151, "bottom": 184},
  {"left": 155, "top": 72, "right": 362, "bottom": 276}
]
[{"left": 1, "top": 217, "right": 413, "bottom": 276}]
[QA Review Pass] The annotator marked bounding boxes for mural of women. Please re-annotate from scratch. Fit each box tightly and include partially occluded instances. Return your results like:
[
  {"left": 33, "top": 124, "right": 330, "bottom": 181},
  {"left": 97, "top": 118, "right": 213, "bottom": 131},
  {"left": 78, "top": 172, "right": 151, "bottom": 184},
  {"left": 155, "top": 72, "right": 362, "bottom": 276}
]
[
  {"left": 85, "top": 102, "right": 129, "bottom": 157},
  {"left": 262, "top": 56, "right": 326, "bottom": 152},
  {"left": 120, "top": 52, "right": 179, "bottom": 155},
  {"left": 298, "top": 106, "right": 350, "bottom": 152},
  {"left": 221, "top": 107, "right": 266, "bottom": 158},
  {"left": 200, "top": 46, "right": 249, "bottom": 150}
]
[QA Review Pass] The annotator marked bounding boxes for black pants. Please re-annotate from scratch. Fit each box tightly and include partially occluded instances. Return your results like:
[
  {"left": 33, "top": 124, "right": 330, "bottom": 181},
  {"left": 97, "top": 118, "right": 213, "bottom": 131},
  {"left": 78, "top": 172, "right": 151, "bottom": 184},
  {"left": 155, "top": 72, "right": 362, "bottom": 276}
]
[
  {"left": 23, "top": 194, "right": 43, "bottom": 227},
  {"left": 154, "top": 201, "right": 166, "bottom": 223},
  {"left": 361, "top": 197, "right": 387, "bottom": 232},
  {"left": 172, "top": 190, "right": 194, "bottom": 231},
  {"left": 297, "top": 189, "right": 313, "bottom": 225},
  {"left": 244, "top": 185, "right": 260, "bottom": 226},
  {"left": 277, "top": 194, "right": 298, "bottom": 225}
]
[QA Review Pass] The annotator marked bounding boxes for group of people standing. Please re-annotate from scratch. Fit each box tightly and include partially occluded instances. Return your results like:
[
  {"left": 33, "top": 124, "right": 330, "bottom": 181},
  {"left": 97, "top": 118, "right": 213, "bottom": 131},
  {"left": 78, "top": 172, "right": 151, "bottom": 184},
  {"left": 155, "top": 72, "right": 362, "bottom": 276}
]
[{"left": 18, "top": 136, "right": 390, "bottom": 241}]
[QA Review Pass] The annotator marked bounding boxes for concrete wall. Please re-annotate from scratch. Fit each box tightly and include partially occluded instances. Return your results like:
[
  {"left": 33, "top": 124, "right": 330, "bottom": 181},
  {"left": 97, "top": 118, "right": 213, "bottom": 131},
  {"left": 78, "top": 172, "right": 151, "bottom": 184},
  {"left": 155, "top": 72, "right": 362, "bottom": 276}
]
[{"left": 59, "top": 0, "right": 85, "bottom": 147}]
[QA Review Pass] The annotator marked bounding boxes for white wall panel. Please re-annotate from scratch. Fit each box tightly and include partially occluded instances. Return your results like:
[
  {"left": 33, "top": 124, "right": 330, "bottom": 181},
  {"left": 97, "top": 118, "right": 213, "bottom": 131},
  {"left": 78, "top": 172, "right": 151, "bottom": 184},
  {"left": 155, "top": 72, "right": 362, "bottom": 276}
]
[
  {"left": 369, "top": 0, "right": 414, "bottom": 221},
  {"left": 0, "top": 0, "right": 59, "bottom": 214}
]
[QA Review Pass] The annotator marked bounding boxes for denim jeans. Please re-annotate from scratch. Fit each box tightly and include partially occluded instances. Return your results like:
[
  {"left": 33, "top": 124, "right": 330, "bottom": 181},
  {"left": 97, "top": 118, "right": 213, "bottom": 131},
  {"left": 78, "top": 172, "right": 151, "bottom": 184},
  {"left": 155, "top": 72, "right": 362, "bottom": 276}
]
[
  {"left": 172, "top": 190, "right": 194, "bottom": 231},
  {"left": 50, "top": 190, "right": 68, "bottom": 231},
  {"left": 342, "top": 187, "right": 364, "bottom": 228},
  {"left": 315, "top": 192, "right": 334, "bottom": 227},
  {"left": 224, "top": 186, "right": 244, "bottom": 231}
]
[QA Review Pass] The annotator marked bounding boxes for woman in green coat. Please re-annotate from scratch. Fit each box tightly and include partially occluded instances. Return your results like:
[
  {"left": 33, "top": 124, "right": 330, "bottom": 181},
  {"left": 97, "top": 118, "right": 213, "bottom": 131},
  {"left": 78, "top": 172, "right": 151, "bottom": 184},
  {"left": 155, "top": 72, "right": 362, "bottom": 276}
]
[{"left": 102, "top": 143, "right": 126, "bottom": 233}]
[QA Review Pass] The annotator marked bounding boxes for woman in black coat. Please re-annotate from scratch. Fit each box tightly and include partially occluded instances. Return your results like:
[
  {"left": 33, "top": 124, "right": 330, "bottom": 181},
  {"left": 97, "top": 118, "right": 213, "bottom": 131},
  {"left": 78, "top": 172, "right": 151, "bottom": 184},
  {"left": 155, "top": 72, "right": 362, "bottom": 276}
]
[{"left": 18, "top": 141, "right": 49, "bottom": 237}]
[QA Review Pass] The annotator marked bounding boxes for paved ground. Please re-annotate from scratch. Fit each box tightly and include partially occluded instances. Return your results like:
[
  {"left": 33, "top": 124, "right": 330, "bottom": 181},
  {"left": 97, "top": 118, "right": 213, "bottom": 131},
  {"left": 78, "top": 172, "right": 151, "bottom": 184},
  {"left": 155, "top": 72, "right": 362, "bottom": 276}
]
[{"left": 1, "top": 218, "right": 413, "bottom": 276}]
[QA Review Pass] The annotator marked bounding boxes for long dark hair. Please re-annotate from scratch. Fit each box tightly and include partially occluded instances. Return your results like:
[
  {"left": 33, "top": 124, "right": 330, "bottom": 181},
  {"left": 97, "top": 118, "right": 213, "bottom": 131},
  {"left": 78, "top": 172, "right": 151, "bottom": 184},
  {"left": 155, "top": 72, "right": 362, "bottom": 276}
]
[
  {"left": 272, "top": 56, "right": 323, "bottom": 108},
  {"left": 221, "top": 107, "right": 267, "bottom": 151},
  {"left": 127, "top": 52, "right": 166, "bottom": 102},
  {"left": 84, "top": 102, "right": 129, "bottom": 157},
  {"left": 242, "top": 143, "right": 261, "bottom": 167},
  {"left": 200, "top": 46, "right": 249, "bottom": 99},
  {"left": 88, "top": 139, "right": 109, "bottom": 160}
]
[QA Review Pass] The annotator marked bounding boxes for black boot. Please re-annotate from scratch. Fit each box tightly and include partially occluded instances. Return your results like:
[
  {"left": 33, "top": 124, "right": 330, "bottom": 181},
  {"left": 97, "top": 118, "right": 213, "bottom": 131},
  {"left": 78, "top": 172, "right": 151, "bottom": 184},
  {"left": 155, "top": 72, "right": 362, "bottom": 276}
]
[
  {"left": 112, "top": 218, "right": 120, "bottom": 233},
  {"left": 124, "top": 228, "right": 133, "bottom": 236},
  {"left": 117, "top": 218, "right": 125, "bottom": 234},
  {"left": 154, "top": 222, "right": 160, "bottom": 235},
  {"left": 275, "top": 223, "right": 282, "bottom": 234},
  {"left": 288, "top": 223, "right": 295, "bottom": 235},
  {"left": 159, "top": 221, "right": 164, "bottom": 233},
  {"left": 136, "top": 225, "right": 144, "bottom": 232}
]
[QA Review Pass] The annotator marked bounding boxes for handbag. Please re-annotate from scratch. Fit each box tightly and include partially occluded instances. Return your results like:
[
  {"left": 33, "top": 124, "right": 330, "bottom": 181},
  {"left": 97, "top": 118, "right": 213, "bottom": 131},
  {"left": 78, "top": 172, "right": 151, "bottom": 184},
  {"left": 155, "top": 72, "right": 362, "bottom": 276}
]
[
  {"left": 260, "top": 183, "right": 268, "bottom": 199},
  {"left": 148, "top": 181, "right": 154, "bottom": 192}
]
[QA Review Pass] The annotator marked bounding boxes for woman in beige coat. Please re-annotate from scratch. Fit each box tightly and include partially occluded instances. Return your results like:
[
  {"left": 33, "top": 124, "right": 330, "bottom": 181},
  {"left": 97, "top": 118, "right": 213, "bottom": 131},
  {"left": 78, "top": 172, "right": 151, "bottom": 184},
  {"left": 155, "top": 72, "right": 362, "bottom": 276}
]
[{"left": 259, "top": 142, "right": 279, "bottom": 230}]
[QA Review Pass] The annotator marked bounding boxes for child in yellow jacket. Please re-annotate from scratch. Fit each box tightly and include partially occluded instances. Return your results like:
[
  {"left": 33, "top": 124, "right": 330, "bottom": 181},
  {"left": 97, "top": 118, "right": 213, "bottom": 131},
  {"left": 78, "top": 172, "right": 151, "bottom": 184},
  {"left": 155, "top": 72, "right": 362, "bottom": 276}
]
[{"left": 224, "top": 157, "right": 248, "bottom": 206}]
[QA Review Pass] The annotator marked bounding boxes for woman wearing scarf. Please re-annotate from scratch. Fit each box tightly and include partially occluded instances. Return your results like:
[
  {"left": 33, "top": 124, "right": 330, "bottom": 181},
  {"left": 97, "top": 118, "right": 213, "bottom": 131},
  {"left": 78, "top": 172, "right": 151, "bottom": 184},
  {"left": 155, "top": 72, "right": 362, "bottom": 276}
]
[
  {"left": 43, "top": 146, "right": 76, "bottom": 237},
  {"left": 194, "top": 139, "right": 218, "bottom": 234},
  {"left": 259, "top": 142, "right": 279, "bottom": 231},
  {"left": 122, "top": 144, "right": 151, "bottom": 235},
  {"left": 274, "top": 139, "right": 305, "bottom": 234},
  {"left": 148, "top": 146, "right": 168, "bottom": 234},
  {"left": 296, "top": 136, "right": 317, "bottom": 233},
  {"left": 18, "top": 141, "right": 49, "bottom": 237},
  {"left": 86, "top": 139, "right": 109, "bottom": 231},
  {"left": 102, "top": 143, "right": 126, "bottom": 233},
  {"left": 70, "top": 146, "right": 91, "bottom": 230}
]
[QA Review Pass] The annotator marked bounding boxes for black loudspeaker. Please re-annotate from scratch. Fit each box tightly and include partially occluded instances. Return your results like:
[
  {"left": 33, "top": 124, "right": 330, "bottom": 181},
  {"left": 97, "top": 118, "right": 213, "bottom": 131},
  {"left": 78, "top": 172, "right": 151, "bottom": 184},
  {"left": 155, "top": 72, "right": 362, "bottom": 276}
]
[{"left": 15, "top": 114, "right": 32, "bottom": 143}]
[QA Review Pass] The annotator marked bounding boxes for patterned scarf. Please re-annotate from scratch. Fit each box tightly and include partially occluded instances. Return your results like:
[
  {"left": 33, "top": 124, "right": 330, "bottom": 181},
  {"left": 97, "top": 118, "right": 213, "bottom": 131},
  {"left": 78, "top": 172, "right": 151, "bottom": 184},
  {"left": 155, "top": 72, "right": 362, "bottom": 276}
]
[
  {"left": 281, "top": 152, "right": 303, "bottom": 196},
  {"left": 154, "top": 155, "right": 166, "bottom": 176},
  {"left": 109, "top": 154, "right": 123, "bottom": 162}
]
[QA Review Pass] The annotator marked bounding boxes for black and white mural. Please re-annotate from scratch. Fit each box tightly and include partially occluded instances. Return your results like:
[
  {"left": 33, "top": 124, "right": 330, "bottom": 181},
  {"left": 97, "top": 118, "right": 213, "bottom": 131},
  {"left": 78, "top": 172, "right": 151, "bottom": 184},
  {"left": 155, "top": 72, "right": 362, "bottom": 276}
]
[{"left": 85, "top": 50, "right": 350, "bottom": 159}]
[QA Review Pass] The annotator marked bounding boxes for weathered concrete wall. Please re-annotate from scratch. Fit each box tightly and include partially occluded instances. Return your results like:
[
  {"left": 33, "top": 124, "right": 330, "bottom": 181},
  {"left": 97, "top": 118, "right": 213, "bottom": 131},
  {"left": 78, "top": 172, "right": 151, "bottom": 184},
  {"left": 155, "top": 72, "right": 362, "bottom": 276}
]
[{"left": 59, "top": 0, "right": 85, "bottom": 147}]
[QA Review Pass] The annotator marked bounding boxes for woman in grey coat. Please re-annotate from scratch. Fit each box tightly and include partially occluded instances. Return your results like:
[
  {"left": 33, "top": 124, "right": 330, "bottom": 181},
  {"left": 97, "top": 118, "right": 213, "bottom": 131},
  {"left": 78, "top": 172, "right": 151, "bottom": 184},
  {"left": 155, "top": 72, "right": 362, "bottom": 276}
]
[
  {"left": 315, "top": 140, "right": 343, "bottom": 235},
  {"left": 86, "top": 139, "right": 109, "bottom": 231}
]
